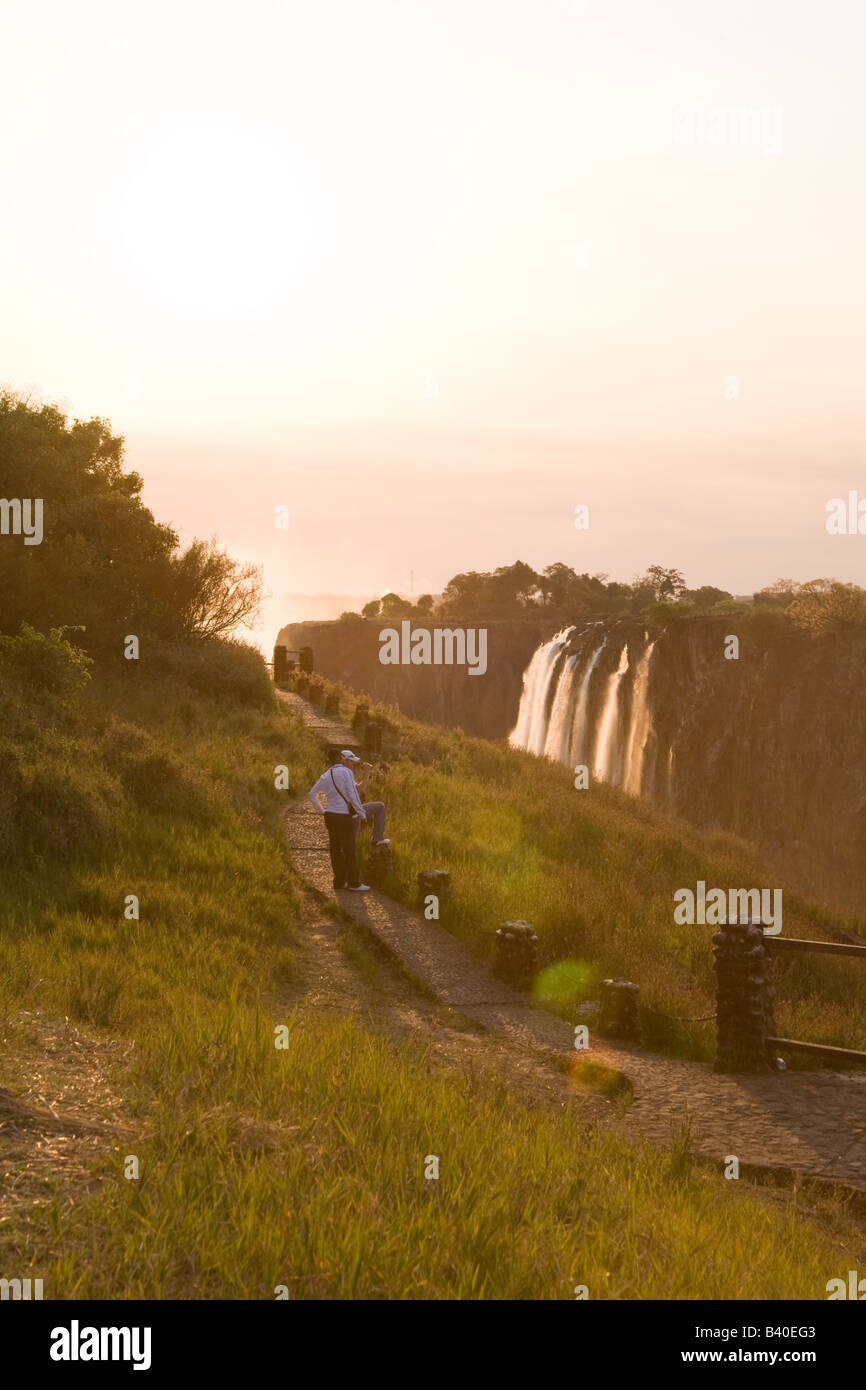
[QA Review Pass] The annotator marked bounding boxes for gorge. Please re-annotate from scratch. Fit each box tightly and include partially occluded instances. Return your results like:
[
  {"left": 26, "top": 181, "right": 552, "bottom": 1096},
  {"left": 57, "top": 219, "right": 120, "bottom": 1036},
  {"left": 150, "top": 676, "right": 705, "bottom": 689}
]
[{"left": 280, "top": 614, "right": 866, "bottom": 916}]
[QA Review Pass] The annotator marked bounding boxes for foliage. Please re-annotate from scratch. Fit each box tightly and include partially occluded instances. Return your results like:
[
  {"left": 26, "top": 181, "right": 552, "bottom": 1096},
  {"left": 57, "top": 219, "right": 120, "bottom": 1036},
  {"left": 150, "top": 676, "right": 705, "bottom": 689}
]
[
  {"left": 0, "top": 390, "right": 261, "bottom": 651},
  {"left": 162, "top": 537, "right": 263, "bottom": 641},
  {"left": 0, "top": 622, "right": 92, "bottom": 696},
  {"left": 787, "top": 579, "right": 866, "bottom": 635}
]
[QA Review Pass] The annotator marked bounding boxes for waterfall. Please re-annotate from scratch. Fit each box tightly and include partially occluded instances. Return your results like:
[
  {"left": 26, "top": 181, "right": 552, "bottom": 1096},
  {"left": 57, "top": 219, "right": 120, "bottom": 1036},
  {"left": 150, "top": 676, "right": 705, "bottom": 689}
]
[
  {"left": 622, "top": 641, "right": 656, "bottom": 795},
  {"left": 592, "top": 644, "right": 629, "bottom": 782},
  {"left": 510, "top": 627, "right": 658, "bottom": 801},
  {"left": 543, "top": 654, "right": 578, "bottom": 763},
  {"left": 509, "top": 628, "right": 573, "bottom": 755},
  {"left": 569, "top": 637, "right": 606, "bottom": 766}
]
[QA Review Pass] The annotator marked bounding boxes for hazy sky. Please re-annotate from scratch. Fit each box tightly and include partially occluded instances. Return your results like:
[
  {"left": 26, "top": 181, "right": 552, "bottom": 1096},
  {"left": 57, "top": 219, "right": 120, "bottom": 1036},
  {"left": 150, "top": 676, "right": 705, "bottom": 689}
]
[{"left": 2, "top": 0, "right": 864, "bottom": 647}]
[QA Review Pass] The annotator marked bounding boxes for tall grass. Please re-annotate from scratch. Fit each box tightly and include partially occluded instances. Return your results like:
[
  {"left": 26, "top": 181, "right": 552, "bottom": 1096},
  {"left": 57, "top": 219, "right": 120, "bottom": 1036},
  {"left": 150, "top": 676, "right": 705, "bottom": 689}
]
[
  {"left": 345, "top": 699, "right": 866, "bottom": 1063},
  {"left": 1, "top": 659, "right": 863, "bottom": 1298}
]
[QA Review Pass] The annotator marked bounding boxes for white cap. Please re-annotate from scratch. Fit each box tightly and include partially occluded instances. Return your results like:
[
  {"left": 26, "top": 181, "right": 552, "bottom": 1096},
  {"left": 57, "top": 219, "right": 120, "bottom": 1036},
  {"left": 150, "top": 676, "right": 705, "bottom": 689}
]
[{"left": 340, "top": 749, "right": 361, "bottom": 763}]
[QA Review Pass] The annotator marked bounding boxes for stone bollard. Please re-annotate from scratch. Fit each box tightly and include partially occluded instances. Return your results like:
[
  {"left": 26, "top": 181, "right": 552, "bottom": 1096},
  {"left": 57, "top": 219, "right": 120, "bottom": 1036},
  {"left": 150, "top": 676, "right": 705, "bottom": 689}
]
[
  {"left": 713, "top": 918, "right": 776, "bottom": 1072},
  {"left": 307, "top": 679, "right": 324, "bottom": 705},
  {"left": 366, "top": 839, "right": 394, "bottom": 885},
  {"left": 295, "top": 676, "right": 309, "bottom": 697},
  {"left": 324, "top": 692, "right": 340, "bottom": 715},
  {"left": 417, "top": 870, "right": 452, "bottom": 911},
  {"left": 351, "top": 702, "right": 369, "bottom": 731},
  {"left": 494, "top": 920, "right": 538, "bottom": 990},
  {"left": 599, "top": 979, "right": 640, "bottom": 1040},
  {"left": 365, "top": 721, "right": 383, "bottom": 754}
]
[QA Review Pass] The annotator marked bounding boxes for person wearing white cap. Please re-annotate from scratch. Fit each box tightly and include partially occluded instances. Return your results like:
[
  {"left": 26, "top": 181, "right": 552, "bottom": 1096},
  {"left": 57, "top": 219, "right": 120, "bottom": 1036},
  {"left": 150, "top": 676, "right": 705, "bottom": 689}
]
[{"left": 307, "top": 750, "right": 371, "bottom": 892}]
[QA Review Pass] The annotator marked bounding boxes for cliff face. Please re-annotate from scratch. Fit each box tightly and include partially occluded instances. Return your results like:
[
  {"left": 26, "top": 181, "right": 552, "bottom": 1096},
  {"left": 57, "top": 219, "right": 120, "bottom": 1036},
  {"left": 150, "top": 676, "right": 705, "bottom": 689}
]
[
  {"left": 282, "top": 613, "right": 866, "bottom": 915},
  {"left": 278, "top": 618, "right": 553, "bottom": 738},
  {"left": 645, "top": 618, "right": 866, "bottom": 915}
]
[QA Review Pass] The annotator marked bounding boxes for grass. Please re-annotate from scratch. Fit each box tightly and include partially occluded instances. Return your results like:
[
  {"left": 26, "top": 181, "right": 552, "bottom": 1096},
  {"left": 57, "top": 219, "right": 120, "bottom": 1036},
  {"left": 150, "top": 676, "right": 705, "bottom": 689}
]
[
  {"left": 299, "top": 680, "right": 866, "bottom": 1066},
  {"left": 1, "top": 657, "right": 864, "bottom": 1298}
]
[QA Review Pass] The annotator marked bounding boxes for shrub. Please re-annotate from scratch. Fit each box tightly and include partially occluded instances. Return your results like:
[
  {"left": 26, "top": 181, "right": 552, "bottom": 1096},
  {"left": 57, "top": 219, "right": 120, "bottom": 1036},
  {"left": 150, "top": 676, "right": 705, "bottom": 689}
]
[
  {"left": 150, "top": 639, "right": 275, "bottom": 708},
  {"left": 0, "top": 623, "right": 91, "bottom": 697}
]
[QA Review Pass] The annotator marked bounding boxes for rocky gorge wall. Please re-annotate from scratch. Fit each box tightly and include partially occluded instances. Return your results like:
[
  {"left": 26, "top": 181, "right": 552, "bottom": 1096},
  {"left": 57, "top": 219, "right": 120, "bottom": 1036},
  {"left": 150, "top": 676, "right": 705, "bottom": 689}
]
[
  {"left": 278, "top": 618, "right": 552, "bottom": 739},
  {"left": 280, "top": 613, "right": 866, "bottom": 916}
]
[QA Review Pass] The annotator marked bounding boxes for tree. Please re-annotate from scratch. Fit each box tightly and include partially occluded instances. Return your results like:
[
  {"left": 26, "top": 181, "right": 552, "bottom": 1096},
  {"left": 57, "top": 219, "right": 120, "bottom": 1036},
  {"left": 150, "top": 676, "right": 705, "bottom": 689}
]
[
  {"left": 787, "top": 580, "right": 866, "bottom": 635},
  {"left": 414, "top": 594, "right": 434, "bottom": 614},
  {"left": 0, "top": 389, "right": 178, "bottom": 648},
  {"left": 379, "top": 591, "right": 414, "bottom": 620},
  {"left": 165, "top": 538, "right": 264, "bottom": 640},
  {"left": 539, "top": 563, "right": 578, "bottom": 607},
  {"left": 439, "top": 571, "right": 489, "bottom": 616},
  {"left": 361, "top": 599, "right": 381, "bottom": 619},
  {"left": 686, "top": 585, "right": 733, "bottom": 610},
  {"left": 489, "top": 561, "right": 540, "bottom": 608},
  {"left": 639, "top": 565, "right": 686, "bottom": 601},
  {"left": 754, "top": 578, "right": 798, "bottom": 607}
]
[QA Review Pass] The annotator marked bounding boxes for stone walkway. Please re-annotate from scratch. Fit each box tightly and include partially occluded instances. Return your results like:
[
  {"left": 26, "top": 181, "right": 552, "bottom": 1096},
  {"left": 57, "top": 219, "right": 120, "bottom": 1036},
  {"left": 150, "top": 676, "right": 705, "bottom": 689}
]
[{"left": 281, "top": 690, "right": 866, "bottom": 1193}]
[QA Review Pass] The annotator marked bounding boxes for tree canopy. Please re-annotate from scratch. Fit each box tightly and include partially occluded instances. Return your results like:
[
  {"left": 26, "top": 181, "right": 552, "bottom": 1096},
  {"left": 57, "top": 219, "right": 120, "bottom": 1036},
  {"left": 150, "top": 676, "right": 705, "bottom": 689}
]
[{"left": 0, "top": 390, "right": 262, "bottom": 653}]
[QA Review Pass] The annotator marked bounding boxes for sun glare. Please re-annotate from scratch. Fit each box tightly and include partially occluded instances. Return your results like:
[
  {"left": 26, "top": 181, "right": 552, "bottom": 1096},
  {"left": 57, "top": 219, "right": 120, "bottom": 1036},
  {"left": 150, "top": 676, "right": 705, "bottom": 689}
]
[{"left": 114, "top": 119, "right": 343, "bottom": 325}]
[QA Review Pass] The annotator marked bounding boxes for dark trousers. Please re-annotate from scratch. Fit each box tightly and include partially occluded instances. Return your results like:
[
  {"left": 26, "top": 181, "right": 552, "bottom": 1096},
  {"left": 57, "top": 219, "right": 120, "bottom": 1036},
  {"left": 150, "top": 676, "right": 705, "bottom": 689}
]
[{"left": 323, "top": 811, "right": 361, "bottom": 889}]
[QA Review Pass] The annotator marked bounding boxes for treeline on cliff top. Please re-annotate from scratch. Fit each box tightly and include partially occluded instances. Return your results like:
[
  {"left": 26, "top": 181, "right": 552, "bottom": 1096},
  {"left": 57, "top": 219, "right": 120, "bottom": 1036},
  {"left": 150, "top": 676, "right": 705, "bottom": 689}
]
[
  {"left": 345, "top": 563, "right": 866, "bottom": 636},
  {"left": 0, "top": 390, "right": 269, "bottom": 700}
]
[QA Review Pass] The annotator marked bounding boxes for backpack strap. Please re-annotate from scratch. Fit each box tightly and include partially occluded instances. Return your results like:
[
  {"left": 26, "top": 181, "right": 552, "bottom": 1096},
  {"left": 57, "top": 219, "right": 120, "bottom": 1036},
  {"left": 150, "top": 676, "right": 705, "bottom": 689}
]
[{"left": 329, "top": 766, "right": 358, "bottom": 816}]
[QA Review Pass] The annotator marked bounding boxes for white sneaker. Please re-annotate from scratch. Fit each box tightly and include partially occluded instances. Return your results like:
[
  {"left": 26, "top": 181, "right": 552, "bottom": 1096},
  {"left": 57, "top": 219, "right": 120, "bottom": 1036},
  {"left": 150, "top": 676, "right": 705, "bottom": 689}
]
[
  {"left": 373, "top": 838, "right": 391, "bottom": 846},
  {"left": 347, "top": 883, "right": 372, "bottom": 892}
]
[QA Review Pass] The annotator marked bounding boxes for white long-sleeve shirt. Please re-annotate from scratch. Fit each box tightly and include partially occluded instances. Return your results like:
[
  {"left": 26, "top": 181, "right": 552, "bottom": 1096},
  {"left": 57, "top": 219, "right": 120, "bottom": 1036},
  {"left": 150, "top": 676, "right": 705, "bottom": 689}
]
[{"left": 308, "top": 764, "right": 366, "bottom": 818}]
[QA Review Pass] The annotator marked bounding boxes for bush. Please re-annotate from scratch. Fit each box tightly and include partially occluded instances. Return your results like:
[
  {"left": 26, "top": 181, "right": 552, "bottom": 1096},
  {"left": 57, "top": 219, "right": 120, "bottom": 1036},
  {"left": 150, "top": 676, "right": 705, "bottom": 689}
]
[
  {"left": 150, "top": 639, "right": 275, "bottom": 708},
  {"left": 0, "top": 624, "right": 91, "bottom": 697}
]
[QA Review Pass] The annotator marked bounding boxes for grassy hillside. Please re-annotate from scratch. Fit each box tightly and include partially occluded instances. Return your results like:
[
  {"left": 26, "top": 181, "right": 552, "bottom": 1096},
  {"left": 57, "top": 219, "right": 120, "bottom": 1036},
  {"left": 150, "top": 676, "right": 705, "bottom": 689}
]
[
  {"left": 1, "top": 641, "right": 864, "bottom": 1298},
  {"left": 300, "top": 676, "right": 866, "bottom": 1065}
]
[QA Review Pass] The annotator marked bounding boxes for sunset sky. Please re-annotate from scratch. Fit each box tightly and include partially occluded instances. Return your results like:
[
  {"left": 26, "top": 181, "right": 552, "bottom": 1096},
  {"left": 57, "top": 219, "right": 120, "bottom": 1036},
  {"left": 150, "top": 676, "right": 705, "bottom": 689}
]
[{"left": 2, "top": 0, "right": 864, "bottom": 647}]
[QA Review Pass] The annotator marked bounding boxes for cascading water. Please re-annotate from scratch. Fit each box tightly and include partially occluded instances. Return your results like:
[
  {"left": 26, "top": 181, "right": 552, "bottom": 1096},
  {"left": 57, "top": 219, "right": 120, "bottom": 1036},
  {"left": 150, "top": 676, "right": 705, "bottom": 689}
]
[
  {"left": 510, "top": 627, "right": 660, "bottom": 798},
  {"left": 592, "top": 644, "right": 629, "bottom": 782},
  {"left": 543, "top": 654, "right": 578, "bottom": 763},
  {"left": 508, "top": 628, "right": 573, "bottom": 756},
  {"left": 569, "top": 636, "right": 606, "bottom": 766},
  {"left": 623, "top": 641, "right": 656, "bottom": 796}
]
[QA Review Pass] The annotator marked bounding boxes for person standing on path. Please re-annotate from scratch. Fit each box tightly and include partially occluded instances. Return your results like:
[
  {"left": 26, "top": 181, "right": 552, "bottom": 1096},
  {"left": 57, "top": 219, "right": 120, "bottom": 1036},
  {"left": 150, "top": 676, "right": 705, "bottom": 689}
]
[{"left": 307, "top": 750, "right": 371, "bottom": 893}]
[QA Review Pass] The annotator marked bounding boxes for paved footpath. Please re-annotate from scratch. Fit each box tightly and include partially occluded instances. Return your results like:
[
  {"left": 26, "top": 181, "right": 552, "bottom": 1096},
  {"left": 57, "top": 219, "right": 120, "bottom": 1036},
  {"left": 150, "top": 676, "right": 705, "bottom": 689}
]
[{"left": 281, "top": 690, "right": 866, "bottom": 1192}]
